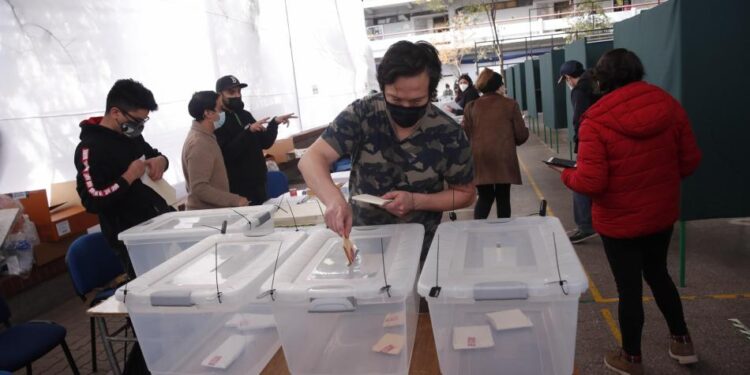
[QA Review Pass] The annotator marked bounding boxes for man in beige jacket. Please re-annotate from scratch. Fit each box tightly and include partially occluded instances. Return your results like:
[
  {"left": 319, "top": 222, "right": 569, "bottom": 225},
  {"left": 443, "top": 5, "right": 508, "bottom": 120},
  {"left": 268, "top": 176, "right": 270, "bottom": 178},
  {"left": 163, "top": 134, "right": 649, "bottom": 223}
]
[{"left": 182, "top": 91, "right": 249, "bottom": 210}]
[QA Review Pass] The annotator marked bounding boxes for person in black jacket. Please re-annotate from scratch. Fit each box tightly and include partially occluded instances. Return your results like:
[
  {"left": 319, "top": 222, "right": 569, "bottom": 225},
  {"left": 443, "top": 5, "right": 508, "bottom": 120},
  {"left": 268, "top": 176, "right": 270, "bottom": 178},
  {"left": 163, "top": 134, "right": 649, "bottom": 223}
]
[
  {"left": 558, "top": 60, "right": 601, "bottom": 244},
  {"left": 214, "top": 75, "right": 296, "bottom": 204},
  {"left": 444, "top": 73, "right": 479, "bottom": 116},
  {"left": 74, "top": 79, "right": 173, "bottom": 276}
]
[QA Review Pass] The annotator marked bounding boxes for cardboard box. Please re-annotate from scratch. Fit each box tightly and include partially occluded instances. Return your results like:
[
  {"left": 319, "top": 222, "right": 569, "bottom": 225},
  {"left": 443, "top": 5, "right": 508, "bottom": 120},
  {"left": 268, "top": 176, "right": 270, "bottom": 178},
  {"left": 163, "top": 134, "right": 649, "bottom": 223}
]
[{"left": 15, "top": 183, "right": 99, "bottom": 242}]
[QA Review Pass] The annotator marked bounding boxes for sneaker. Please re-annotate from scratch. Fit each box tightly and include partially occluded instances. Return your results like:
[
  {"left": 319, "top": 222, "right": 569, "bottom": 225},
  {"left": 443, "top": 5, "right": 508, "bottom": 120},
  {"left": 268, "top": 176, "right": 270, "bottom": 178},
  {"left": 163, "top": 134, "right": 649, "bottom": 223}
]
[
  {"left": 569, "top": 230, "right": 598, "bottom": 244},
  {"left": 669, "top": 334, "right": 698, "bottom": 365},
  {"left": 604, "top": 349, "right": 644, "bottom": 375}
]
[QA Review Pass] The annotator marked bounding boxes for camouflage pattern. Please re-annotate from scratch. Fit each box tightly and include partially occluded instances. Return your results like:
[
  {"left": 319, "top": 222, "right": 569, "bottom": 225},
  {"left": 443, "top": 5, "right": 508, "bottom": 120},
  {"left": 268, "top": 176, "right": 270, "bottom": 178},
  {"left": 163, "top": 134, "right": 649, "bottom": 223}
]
[{"left": 321, "top": 93, "right": 474, "bottom": 258}]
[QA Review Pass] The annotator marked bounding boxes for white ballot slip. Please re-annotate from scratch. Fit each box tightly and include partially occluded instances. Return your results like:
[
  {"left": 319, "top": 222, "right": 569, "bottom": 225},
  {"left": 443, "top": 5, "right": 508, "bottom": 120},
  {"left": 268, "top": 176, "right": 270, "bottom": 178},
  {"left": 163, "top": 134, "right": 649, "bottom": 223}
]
[
  {"left": 140, "top": 156, "right": 177, "bottom": 206},
  {"left": 225, "top": 313, "right": 276, "bottom": 331},
  {"left": 372, "top": 333, "right": 405, "bottom": 355},
  {"left": 351, "top": 194, "right": 392, "bottom": 207},
  {"left": 383, "top": 311, "right": 406, "bottom": 328},
  {"left": 201, "top": 334, "right": 247, "bottom": 370},
  {"left": 486, "top": 309, "right": 534, "bottom": 331},
  {"left": 452, "top": 325, "right": 495, "bottom": 350}
]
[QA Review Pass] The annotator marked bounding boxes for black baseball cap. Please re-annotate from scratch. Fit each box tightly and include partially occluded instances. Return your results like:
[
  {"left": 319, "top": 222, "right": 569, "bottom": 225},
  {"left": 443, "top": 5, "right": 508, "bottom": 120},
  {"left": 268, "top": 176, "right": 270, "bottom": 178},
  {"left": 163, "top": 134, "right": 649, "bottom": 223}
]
[
  {"left": 558, "top": 60, "right": 585, "bottom": 84},
  {"left": 216, "top": 75, "right": 248, "bottom": 92}
]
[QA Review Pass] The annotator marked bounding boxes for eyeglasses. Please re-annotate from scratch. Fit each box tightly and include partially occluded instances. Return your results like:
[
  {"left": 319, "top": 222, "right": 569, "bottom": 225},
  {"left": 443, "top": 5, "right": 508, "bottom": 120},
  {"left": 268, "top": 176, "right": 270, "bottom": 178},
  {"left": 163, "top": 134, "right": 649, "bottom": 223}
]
[{"left": 122, "top": 110, "right": 149, "bottom": 125}]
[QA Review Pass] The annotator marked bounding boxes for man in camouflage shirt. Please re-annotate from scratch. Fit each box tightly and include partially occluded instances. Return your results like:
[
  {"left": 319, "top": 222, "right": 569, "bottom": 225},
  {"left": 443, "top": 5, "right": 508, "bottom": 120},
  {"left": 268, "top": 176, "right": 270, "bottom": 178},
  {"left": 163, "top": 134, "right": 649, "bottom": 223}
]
[{"left": 299, "top": 41, "right": 475, "bottom": 260}]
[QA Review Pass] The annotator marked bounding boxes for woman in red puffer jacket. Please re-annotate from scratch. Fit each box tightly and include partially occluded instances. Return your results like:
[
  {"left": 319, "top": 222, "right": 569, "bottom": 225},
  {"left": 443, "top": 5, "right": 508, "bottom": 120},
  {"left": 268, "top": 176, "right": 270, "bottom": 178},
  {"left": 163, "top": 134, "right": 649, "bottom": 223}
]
[{"left": 557, "top": 49, "right": 702, "bottom": 375}]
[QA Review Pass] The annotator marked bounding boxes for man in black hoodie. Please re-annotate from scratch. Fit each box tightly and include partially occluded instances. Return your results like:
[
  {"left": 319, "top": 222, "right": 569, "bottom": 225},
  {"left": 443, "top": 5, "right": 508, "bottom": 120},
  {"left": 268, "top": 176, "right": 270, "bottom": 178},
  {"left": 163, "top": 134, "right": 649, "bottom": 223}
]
[
  {"left": 559, "top": 60, "right": 601, "bottom": 244},
  {"left": 74, "top": 78, "right": 173, "bottom": 275},
  {"left": 214, "top": 75, "right": 296, "bottom": 204}
]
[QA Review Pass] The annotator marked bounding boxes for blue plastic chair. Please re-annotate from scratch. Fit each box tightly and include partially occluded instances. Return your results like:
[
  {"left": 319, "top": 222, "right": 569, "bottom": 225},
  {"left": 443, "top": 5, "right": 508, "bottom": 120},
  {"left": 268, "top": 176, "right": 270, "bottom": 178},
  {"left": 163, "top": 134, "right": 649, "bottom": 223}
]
[
  {"left": 65, "top": 232, "right": 125, "bottom": 373},
  {"left": 266, "top": 170, "right": 290, "bottom": 199},
  {"left": 0, "top": 296, "right": 80, "bottom": 374}
]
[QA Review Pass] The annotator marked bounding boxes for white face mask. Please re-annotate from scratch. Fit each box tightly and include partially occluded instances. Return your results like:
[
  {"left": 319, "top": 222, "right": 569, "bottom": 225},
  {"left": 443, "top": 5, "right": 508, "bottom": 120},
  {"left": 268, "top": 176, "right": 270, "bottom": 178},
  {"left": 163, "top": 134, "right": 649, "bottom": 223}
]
[
  {"left": 213, "top": 111, "right": 226, "bottom": 130},
  {"left": 459, "top": 83, "right": 469, "bottom": 92}
]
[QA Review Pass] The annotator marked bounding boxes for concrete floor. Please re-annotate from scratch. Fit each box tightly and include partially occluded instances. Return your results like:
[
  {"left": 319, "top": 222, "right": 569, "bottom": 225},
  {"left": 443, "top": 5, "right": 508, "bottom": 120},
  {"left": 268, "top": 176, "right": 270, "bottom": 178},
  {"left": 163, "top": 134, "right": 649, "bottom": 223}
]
[{"left": 7, "top": 128, "right": 750, "bottom": 374}]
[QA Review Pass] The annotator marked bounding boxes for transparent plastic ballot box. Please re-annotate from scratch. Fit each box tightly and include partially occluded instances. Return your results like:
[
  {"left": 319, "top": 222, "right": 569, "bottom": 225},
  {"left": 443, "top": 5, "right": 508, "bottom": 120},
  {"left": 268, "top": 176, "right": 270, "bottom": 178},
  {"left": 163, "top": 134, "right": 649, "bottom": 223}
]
[
  {"left": 260, "top": 224, "right": 424, "bottom": 375},
  {"left": 118, "top": 205, "right": 276, "bottom": 276},
  {"left": 116, "top": 231, "right": 307, "bottom": 375},
  {"left": 417, "top": 217, "right": 588, "bottom": 375}
]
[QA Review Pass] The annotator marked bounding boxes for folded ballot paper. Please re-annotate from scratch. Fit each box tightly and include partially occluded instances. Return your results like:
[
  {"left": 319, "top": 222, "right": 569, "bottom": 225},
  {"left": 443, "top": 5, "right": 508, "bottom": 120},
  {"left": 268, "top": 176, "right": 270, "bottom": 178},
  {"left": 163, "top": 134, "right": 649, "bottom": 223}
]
[
  {"left": 486, "top": 309, "right": 534, "bottom": 331},
  {"left": 351, "top": 194, "right": 392, "bottom": 207},
  {"left": 383, "top": 311, "right": 406, "bottom": 328},
  {"left": 201, "top": 334, "right": 247, "bottom": 370},
  {"left": 225, "top": 313, "right": 276, "bottom": 331},
  {"left": 372, "top": 333, "right": 405, "bottom": 355},
  {"left": 453, "top": 325, "right": 495, "bottom": 350}
]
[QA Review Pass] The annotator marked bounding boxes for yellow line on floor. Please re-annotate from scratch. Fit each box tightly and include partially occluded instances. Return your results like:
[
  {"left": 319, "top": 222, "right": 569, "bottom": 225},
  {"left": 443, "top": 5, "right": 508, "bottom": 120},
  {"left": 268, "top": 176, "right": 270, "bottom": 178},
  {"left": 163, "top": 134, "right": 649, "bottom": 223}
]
[
  {"left": 601, "top": 308, "right": 622, "bottom": 346},
  {"left": 710, "top": 294, "right": 739, "bottom": 300},
  {"left": 587, "top": 272, "right": 606, "bottom": 303},
  {"left": 517, "top": 157, "right": 555, "bottom": 217}
]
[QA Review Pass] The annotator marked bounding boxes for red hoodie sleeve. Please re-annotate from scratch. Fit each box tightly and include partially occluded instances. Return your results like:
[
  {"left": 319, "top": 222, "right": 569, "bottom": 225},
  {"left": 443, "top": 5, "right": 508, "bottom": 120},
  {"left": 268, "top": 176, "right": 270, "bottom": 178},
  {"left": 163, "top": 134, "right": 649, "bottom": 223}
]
[
  {"left": 562, "top": 119, "right": 609, "bottom": 195},
  {"left": 674, "top": 104, "right": 702, "bottom": 178}
]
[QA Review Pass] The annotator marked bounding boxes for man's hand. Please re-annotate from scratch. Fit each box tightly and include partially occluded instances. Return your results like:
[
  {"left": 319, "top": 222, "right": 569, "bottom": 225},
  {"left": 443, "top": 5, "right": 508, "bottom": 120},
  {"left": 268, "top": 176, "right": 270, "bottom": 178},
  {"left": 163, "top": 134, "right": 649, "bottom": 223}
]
[
  {"left": 122, "top": 159, "right": 146, "bottom": 184},
  {"left": 381, "top": 190, "right": 415, "bottom": 218},
  {"left": 237, "top": 197, "right": 250, "bottom": 206},
  {"left": 274, "top": 113, "right": 297, "bottom": 127},
  {"left": 248, "top": 117, "right": 270, "bottom": 132},
  {"left": 325, "top": 197, "right": 352, "bottom": 238},
  {"left": 145, "top": 156, "right": 167, "bottom": 180}
]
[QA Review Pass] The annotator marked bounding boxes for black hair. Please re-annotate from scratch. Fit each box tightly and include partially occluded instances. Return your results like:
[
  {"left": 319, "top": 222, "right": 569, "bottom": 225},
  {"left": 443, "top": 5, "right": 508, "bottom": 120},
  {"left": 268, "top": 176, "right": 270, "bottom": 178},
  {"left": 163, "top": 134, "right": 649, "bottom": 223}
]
[
  {"left": 188, "top": 91, "right": 220, "bottom": 121},
  {"left": 475, "top": 68, "right": 503, "bottom": 94},
  {"left": 458, "top": 74, "right": 473, "bottom": 86},
  {"left": 377, "top": 40, "right": 442, "bottom": 98},
  {"left": 593, "top": 48, "right": 645, "bottom": 93},
  {"left": 105, "top": 79, "right": 158, "bottom": 113}
]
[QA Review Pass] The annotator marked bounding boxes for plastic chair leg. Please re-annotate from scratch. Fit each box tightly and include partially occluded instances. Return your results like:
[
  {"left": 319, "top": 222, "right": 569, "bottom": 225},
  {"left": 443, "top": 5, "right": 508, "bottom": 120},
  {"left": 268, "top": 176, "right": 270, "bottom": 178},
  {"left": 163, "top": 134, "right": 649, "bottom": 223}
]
[
  {"left": 90, "top": 317, "right": 97, "bottom": 372},
  {"left": 60, "top": 339, "right": 81, "bottom": 375}
]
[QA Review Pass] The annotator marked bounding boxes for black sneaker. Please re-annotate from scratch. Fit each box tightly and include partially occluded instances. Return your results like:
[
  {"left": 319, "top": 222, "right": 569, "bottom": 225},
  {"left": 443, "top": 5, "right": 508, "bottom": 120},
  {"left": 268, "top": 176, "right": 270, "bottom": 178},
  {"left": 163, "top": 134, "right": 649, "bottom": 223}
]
[{"left": 569, "top": 230, "right": 598, "bottom": 244}]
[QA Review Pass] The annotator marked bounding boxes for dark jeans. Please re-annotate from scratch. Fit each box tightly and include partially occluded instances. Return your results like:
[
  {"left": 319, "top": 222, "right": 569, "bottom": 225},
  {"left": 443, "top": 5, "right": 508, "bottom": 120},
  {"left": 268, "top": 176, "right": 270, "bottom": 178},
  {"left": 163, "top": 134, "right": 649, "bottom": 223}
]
[
  {"left": 474, "top": 184, "right": 511, "bottom": 219},
  {"left": 573, "top": 191, "right": 594, "bottom": 234},
  {"left": 601, "top": 227, "right": 688, "bottom": 356}
]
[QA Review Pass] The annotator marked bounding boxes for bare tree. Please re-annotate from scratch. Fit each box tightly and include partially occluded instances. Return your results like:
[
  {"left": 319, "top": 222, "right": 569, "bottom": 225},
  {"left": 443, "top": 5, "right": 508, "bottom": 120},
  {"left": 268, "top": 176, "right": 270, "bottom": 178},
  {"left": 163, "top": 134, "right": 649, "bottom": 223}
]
[{"left": 566, "top": 0, "right": 612, "bottom": 42}]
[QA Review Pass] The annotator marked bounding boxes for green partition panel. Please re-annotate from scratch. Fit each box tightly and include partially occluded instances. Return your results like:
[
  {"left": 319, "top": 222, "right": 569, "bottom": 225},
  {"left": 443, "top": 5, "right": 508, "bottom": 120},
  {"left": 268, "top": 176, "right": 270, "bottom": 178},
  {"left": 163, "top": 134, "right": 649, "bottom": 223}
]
[
  {"left": 539, "top": 50, "right": 567, "bottom": 129},
  {"left": 513, "top": 63, "right": 527, "bottom": 111},
  {"left": 615, "top": 0, "right": 750, "bottom": 221},
  {"left": 524, "top": 59, "right": 542, "bottom": 118},
  {"left": 564, "top": 40, "right": 613, "bottom": 141},
  {"left": 505, "top": 66, "right": 516, "bottom": 100}
]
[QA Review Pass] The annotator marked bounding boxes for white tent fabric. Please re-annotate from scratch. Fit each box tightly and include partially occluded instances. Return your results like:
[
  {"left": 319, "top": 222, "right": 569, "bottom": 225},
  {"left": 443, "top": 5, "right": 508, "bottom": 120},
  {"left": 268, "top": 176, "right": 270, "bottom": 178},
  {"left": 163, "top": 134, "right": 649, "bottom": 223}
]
[{"left": 0, "top": 0, "right": 377, "bottom": 194}]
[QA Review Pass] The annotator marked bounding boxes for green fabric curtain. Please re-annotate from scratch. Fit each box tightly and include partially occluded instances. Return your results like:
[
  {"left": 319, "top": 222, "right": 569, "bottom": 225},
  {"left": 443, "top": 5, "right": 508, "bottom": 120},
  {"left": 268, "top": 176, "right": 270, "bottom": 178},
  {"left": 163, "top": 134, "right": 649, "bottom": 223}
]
[
  {"left": 540, "top": 49, "right": 568, "bottom": 129},
  {"left": 513, "top": 63, "right": 527, "bottom": 110},
  {"left": 615, "top": 0, "right": 750, "bottom": 220},
  {"left": 505, "top": 66, "right": 516, "bottom": 100},
  {"left": 524, "top": 59, "right": 542, "bottom": 118}
]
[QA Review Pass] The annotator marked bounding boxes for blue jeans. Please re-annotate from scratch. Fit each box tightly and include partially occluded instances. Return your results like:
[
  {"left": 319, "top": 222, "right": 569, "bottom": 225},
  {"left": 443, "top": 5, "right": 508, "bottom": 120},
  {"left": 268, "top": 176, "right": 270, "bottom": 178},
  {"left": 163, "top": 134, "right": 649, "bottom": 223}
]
[{"left": 573, "top": 191, "right": 594, "bottom": 234}]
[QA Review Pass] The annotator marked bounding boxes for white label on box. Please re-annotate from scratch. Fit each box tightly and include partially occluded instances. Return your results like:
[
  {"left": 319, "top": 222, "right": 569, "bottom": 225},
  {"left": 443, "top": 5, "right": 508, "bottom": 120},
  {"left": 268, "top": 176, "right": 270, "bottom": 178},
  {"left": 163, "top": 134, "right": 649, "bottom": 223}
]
[
  {"left": 56, "top": 220, "right": 71, "bottom": 236},
  {"left": 372, "top": 333, "right": 405, "bottom": 355}
]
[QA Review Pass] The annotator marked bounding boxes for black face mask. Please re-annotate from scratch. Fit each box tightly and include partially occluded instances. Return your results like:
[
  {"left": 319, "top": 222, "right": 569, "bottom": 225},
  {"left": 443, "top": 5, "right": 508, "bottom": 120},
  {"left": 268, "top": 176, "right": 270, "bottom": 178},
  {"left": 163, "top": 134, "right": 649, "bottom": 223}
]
[
  {"left": 121, "top": 121, "right": 145, "bottom": 138},
  {"left": 386, "top": 101, "right": 427, "bottom": 128},
  {"left": 224, "top": 97, "right": 244, "bottom": 112}
]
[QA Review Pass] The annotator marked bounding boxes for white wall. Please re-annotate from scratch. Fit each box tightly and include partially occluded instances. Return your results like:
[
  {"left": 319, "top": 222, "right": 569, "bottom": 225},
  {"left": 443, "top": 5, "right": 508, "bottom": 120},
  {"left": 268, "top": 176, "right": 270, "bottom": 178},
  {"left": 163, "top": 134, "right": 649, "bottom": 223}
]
[{"left": 0, "top": 0, "right": 377, "bottom": 194}]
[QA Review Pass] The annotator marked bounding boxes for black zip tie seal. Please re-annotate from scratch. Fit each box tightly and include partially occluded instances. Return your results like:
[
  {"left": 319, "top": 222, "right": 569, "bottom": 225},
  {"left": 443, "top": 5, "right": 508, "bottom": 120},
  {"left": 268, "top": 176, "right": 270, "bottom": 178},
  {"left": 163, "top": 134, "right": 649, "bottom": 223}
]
[
  {"left": 257, "top": 242, "right": 284, "bottom": 301},
  {"left": 379, "top": 237, "right": 391, "bottom": 297},
  {"left": 429, "top": 234, "right": 442, "bottom": 298}
]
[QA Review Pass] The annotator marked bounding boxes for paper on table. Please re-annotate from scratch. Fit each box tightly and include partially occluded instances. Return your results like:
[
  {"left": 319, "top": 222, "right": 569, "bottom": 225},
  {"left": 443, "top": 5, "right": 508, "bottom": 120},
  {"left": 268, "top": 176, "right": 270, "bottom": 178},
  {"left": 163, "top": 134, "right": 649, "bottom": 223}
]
[
  {"left": 486, "top": 309, "right": 534, "bottom": 331},
  {"left": 452, "top": 325, "right": 494, "bottom": 350},
  {"left": 140, "top": 156, "right": 177, "bottom": 206},
  {"left": 372, "top": 333, "right": 405, "bottom": 355},
  {"left": 351, "top": 194, "right": 392, "bottom": 207},
  {"left": 201, "top": 334, "right": 247, "bottom": 369}
]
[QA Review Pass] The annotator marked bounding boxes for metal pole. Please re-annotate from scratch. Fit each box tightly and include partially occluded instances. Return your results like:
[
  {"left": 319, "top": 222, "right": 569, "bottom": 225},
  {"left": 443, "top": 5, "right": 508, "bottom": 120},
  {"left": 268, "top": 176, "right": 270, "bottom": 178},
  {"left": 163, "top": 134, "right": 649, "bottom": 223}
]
[
  {"left": 284, "top": 0, "right": 303, "bottom": 132},
  {"left": 569, "top": 140, "right": 573, "bottom": 159},
  {"left": 679, "top": 220, "right": 686, "bottom": 287},
  {"left": 555, "top": 128, "right": 559, "bottom": 153}
]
